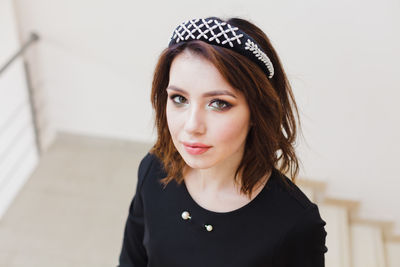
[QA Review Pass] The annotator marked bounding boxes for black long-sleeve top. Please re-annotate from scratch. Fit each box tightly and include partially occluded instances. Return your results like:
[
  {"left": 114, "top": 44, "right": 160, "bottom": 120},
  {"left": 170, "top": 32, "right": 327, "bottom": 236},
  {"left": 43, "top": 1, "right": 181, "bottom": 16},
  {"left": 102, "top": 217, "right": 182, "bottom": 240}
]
[{"left": 118, "top": 152, "right": 328, "bottom": 267}]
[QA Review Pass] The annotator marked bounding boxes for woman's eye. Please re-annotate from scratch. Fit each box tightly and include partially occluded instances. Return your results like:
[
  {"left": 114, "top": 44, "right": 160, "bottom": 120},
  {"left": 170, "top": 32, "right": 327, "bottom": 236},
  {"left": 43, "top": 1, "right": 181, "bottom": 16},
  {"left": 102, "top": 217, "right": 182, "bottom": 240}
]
[
  {"left": 170, "top": 94, "right": 187, "bottom": 105},
  {"left": 209, "top": 99, "right": 232, "bottom": 111}
]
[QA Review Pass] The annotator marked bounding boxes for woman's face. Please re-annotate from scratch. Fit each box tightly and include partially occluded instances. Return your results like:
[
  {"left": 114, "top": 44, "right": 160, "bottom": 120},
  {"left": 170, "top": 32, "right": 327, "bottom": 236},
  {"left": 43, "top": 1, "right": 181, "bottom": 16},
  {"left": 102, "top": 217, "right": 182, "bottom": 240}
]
[{"left": 166, "top": 50, "right": 251, "bottom": 170}]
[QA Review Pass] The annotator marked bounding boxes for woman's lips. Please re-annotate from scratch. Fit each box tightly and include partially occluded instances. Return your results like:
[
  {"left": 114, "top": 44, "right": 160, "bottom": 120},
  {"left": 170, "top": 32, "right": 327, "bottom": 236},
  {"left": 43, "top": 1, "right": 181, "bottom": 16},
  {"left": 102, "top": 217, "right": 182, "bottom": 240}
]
[{"left": 182, "top": 142, "right": 211, "bottom": 155}]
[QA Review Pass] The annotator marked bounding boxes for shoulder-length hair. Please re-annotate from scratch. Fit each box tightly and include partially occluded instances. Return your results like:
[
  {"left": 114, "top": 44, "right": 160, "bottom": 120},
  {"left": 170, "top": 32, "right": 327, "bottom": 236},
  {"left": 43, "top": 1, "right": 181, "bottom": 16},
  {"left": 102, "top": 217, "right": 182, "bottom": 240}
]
[{"left": 150, "top": 17, "right": 301, "bottom": 197}]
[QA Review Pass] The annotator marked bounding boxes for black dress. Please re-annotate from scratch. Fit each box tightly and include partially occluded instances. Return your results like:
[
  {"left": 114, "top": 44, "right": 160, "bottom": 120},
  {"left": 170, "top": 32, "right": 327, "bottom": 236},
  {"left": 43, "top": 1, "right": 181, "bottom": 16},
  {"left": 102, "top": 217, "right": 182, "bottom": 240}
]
[{"left": 118, "top": 152, "right": 328, "bottom": 267}]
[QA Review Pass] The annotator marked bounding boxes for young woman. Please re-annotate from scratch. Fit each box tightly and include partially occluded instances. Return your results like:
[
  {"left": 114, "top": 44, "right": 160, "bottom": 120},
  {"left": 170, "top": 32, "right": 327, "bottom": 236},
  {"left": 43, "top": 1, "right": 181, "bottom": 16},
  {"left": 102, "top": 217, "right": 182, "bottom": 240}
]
[{"left": 119, "top": 17, "right": 328, "bottom": 267}]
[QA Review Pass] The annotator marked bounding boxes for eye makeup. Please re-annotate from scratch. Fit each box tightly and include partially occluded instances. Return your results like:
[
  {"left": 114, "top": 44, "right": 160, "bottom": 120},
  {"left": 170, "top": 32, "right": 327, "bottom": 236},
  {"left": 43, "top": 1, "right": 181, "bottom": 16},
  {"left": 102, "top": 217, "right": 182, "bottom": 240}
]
[
  {"left": 208, "top": 99, "right": 232, "bottom": 111},
  {"left": 170, "top": 94, "right": 188, "bottom": 105}
]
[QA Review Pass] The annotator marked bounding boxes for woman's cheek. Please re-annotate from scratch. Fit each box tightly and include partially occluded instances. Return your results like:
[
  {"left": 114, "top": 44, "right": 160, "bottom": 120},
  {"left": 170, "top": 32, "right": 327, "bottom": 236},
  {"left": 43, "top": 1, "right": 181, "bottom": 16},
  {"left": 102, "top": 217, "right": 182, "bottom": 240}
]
[
  {"left": 166, "top": 106, "right": 176, "bottom": 136},
  {"left": 167, "top": 108, "right": 184, "bottom": 137},
  {"left": 212, "top": 113, "right": 249, "bottom": 144}
]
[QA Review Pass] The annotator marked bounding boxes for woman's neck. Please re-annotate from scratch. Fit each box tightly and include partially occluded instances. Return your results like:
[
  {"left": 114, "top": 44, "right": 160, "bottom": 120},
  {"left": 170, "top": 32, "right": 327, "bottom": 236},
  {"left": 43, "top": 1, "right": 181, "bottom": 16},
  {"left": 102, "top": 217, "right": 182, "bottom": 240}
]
[{"left": 183, "top": 151, "right": 244, "bottom": 196}]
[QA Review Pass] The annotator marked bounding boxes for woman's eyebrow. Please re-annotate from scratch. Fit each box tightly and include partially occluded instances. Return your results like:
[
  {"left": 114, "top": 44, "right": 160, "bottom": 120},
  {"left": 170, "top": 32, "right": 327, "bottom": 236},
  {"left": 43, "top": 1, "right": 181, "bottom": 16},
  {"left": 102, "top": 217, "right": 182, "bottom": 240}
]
[{"left": 166, "top": 85, "right": 237, "bottom": 98}]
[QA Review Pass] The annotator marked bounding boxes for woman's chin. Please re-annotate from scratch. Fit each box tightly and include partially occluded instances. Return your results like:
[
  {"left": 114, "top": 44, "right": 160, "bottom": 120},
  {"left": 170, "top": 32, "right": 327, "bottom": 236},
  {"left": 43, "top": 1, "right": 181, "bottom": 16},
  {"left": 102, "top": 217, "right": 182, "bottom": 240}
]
[{"left": 181, "top": 155, "right": 214, "bottom": 170}]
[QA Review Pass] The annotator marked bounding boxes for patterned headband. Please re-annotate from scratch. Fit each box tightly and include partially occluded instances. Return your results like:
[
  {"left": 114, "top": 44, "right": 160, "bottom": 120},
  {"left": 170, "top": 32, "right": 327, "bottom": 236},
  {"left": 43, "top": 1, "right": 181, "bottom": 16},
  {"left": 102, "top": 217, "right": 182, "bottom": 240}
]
[{"left": 168, "top": 18, "right": 274, "bottom": 79}]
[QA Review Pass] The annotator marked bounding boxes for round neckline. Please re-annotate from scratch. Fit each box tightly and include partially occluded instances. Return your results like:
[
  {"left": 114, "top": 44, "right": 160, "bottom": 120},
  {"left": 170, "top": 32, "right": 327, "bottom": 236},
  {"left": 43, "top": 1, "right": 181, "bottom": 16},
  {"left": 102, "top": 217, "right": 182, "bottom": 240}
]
[{"left": 181, "top": 170, "right": 275, "bottom": 216}]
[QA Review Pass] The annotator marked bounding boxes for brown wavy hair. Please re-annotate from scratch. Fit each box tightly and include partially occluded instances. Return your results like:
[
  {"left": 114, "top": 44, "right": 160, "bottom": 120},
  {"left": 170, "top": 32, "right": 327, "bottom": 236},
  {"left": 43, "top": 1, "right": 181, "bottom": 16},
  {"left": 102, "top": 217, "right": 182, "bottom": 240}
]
[{"left": 150, "top": 17, "right": 301, "bottom": 197}]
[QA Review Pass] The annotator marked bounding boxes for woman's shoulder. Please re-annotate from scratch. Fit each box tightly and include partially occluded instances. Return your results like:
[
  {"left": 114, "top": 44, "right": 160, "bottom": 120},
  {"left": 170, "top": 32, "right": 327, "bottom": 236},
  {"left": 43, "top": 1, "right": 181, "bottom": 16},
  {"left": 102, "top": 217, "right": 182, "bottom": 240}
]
[
  {"left": 136, "top": 152, "right": 166, "bottom": 187},
  {"left": 267, "top": 170, "right": 327, "bottom": 251},
  {"left": 267, "top": 169, "right": 321, "bottom": 220}
]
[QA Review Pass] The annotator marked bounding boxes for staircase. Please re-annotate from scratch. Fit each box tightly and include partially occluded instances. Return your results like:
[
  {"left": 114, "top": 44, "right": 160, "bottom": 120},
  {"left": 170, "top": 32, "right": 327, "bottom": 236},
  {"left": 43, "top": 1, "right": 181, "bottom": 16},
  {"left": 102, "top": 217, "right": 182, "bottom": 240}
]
[{"left": 296, "top": 179, "right": 400, "bottom": 267}]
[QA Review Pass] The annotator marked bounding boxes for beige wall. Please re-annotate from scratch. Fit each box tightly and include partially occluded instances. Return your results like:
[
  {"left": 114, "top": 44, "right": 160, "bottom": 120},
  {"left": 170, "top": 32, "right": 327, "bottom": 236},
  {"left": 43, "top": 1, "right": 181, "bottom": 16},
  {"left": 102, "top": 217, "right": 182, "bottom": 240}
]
[{"left": 12, "top": 0, "right": 400, "bottom": 233}]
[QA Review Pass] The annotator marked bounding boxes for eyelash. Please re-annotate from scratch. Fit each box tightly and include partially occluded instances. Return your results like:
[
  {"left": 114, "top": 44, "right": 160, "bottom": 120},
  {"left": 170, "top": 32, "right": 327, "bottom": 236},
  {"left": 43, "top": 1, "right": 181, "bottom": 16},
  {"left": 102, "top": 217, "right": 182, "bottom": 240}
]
[{"left": 169, "top": 94, "right": 232, "bottom": 111}]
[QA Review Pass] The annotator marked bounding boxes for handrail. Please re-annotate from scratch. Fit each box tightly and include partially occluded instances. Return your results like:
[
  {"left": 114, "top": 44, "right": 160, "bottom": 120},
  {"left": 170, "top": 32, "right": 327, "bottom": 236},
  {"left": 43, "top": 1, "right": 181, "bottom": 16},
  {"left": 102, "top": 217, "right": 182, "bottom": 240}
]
[
  {"left": 0, "top": 32, "right": 42, "bottom": 156},
  {"left": 0, "top": 32, "right": 39, "bottom": 75}
]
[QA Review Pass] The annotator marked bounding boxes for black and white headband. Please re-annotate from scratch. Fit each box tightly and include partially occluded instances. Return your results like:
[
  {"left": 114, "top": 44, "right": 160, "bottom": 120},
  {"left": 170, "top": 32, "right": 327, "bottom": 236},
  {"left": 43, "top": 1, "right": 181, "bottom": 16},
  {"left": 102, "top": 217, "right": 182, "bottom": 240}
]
[{"left": 168, "top": 18, "right": 274, "bottom": 79}]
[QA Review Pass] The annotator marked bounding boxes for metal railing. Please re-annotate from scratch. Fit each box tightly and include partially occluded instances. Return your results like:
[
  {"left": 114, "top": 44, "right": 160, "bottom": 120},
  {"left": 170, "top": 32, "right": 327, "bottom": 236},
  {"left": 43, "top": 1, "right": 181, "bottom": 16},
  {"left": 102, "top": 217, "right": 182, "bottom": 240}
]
[
  {"left": 0, "top": 32, "right": 41, "bottom": 156},
  {"left": 0, "top": 32, "right": 39, "bottom": 75}
]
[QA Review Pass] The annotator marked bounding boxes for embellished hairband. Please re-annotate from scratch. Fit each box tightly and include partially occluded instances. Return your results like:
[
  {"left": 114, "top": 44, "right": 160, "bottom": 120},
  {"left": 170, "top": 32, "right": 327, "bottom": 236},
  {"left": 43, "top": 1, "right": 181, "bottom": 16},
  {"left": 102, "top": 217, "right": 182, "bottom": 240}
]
[{"left": 168, "top": 18, "right": 275, "bottom": 79}]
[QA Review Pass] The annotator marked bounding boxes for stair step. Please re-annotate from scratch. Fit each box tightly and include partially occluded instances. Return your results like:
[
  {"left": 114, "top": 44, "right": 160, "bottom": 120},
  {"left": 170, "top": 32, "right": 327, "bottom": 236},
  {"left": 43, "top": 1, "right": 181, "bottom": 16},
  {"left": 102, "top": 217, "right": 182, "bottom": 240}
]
[
  {"left": 323, "top": 197, "right": 360, "bottom": 212},
  {"left": 351, "top": 218, "right": 395, "bottom": 240},
  {"left": 385, "top": 236, "right": 400, "bottom": 267},
  {"left": 295, "top": 178, "right": 326, "bottom": 202},
  {"left": 319, "top": 203, "right": 351, "bottom": 267},
  {"left": 350, "top": 219, "right": 389, "bottom": 267}
]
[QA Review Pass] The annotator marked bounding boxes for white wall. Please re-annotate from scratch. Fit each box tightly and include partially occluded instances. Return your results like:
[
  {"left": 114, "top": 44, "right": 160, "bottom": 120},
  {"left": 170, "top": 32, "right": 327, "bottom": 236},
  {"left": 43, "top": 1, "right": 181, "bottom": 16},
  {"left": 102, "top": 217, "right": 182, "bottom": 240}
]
[
  {"left": 0, "top": 0, "right": 39, "bottom": 218},
  {"left": 13, "top": 0, "right": 400, "bottom": 232}
]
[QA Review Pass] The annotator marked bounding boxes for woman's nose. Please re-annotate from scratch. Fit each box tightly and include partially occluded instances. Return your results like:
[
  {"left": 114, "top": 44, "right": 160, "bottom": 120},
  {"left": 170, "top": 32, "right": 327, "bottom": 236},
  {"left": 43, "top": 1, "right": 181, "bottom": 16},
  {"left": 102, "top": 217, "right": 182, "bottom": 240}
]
[{"left": 184, "top": 105, "right": 206, "bottom": 135}]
